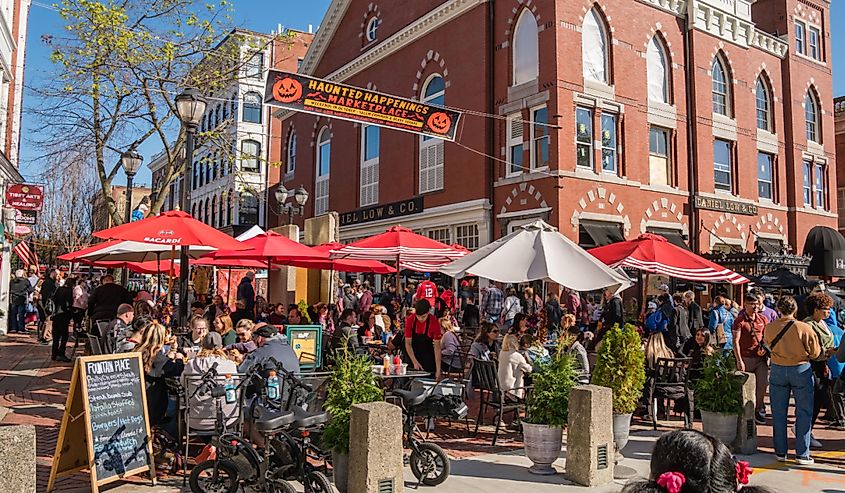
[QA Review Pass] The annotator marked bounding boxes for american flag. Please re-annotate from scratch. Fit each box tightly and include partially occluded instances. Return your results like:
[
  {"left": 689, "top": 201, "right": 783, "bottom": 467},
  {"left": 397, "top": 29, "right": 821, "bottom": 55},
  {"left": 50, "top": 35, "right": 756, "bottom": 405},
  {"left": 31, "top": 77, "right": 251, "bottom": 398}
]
[{"left": 13, "top": 240, "right": 38, "bottom": 269}]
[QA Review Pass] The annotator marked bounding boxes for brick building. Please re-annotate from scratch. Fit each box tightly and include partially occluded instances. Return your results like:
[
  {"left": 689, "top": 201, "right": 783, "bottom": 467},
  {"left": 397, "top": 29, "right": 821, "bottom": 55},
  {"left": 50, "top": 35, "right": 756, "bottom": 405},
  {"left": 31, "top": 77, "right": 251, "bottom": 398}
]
[
  {"left": 271, "top": 0, "right": 836, "bottom": 256},
  {"left": 149, "top": 27, "right": 312, "bottom": 235}
]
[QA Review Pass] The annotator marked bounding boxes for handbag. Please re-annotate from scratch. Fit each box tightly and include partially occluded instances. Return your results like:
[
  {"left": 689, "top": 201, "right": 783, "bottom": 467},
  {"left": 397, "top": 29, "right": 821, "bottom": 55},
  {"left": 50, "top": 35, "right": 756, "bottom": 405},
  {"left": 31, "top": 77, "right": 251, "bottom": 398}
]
[{"left": 714, "top": 309, "right": 727, "bottom": 346}]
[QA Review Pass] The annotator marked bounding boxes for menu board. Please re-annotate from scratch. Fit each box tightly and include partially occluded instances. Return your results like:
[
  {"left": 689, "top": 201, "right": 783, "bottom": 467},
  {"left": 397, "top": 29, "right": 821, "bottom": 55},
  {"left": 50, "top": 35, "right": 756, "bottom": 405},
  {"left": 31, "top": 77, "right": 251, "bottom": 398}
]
[{"left": 47, "top": 354, "right": 155, "bottom": 493}]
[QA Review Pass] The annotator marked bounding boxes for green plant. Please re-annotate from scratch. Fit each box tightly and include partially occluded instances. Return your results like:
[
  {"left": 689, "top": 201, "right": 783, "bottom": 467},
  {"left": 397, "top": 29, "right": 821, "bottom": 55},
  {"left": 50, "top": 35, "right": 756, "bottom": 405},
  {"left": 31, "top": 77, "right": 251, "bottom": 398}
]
[
  {"left": 296, "top": 299, "right": 312, "bottom": 323},
  {"left": 526, "top": 351, "right": 578, "bottom": 427},
  {"left": 321, "top": 346, "right": 383, "bottom": 453},
  {"left": 694, "top": 351, "right": 742, "bottom": 415},
  {"left": 592, "top": 323, "right": 646, "bottom": 415}
]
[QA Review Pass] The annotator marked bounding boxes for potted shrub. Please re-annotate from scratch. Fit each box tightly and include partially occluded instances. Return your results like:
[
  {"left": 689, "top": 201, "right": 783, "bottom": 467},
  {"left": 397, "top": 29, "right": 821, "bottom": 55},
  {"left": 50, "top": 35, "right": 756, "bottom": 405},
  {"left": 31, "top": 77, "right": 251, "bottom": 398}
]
[
  {"left": 523, "top": 350, "right": 578, "bottom": 475},
  {"left": 591, "top": 323, "right": 646, "bottom": 459},
  {"left": 695, "top": 351, "right": 742, "bottom": 444},
  {"left": 322, "top": 346, "right": 383, "bottom": 493}
]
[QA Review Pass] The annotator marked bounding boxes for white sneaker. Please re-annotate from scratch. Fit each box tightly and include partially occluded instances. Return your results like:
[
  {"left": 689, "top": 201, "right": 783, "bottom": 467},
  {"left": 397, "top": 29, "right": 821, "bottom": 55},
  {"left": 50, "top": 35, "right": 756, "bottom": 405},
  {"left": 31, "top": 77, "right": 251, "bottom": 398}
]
[
  {"left": 795, "top": 456, "right": 815, "bottom": 466},
  {"left": 776, "top": 454, "right": 788, "bottom": 462}
]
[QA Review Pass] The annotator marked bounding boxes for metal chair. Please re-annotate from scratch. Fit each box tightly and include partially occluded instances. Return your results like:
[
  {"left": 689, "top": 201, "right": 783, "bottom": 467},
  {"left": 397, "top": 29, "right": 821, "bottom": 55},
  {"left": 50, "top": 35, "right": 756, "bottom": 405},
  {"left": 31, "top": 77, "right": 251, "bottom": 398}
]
[
  {"left": 87, "top": 334, "right": 103, "bottom": 355},
  {"left": 648, "top": 357, "right": 693, "bottom": 430},
  {"left": 471, "top": 360, "right": 527, "bottom": 446}
]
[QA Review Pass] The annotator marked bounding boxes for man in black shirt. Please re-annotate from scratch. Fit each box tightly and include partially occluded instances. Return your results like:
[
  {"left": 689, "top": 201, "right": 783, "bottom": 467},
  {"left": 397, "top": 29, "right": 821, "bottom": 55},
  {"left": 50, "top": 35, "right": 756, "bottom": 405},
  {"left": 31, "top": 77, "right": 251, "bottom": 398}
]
[{"left": 87, "top": 275, "right": 133, "bottom": 323}]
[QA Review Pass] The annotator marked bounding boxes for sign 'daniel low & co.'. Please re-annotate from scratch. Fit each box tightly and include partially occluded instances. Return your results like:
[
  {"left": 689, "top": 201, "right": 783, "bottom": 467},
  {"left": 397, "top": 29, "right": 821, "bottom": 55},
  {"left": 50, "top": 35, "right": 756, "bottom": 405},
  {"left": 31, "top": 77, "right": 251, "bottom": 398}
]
[{"left": 340, "top": 197, "right": 424, "bottom": 227}]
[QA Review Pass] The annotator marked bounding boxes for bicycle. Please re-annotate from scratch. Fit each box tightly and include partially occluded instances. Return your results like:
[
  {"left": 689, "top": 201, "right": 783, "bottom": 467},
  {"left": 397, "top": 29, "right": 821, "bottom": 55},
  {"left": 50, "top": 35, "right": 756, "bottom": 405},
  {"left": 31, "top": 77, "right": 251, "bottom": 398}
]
[{"left": 391, "top": 386, "right": 451, "bottom": 487}]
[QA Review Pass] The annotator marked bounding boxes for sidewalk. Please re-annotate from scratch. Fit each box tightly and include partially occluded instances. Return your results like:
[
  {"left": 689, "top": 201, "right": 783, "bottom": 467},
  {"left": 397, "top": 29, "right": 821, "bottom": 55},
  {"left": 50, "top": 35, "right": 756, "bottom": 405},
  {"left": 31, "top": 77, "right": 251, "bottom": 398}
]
[{"left": 0, "top": 331, "right": 842, "bottom": 493}]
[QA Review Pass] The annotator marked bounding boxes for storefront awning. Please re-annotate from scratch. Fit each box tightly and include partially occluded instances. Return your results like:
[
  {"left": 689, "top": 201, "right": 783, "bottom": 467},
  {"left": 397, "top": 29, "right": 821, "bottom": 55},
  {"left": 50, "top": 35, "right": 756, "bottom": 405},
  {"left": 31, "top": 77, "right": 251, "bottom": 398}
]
[
  {"left": 580, "top": 220, "right": 625, "bottom": 248},
  {"left": 755, "top": 237, "right": 783, "bottom": 255},
  {"left": 647, "top": 228, "right": 689, "bottom": 250},
  {"left": 804, "top": 226, "right": 845, "bottom": 278}
]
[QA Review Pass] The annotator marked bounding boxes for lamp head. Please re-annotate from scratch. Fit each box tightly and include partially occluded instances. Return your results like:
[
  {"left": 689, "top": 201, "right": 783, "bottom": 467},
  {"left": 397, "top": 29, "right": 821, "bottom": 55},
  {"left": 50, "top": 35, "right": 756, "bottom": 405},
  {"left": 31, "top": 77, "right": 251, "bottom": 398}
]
[
  {"left": 274, "top": 185, "right": 289, "bottom": 205},
  {"left": 174, "top": 88, "right": 207, "bottom": 127},
  {"left": 294, "top": 186, "right": 309, "bottom": 206},
  {"left": 121, "top": 149, "right": 143, "bottom": 176}
]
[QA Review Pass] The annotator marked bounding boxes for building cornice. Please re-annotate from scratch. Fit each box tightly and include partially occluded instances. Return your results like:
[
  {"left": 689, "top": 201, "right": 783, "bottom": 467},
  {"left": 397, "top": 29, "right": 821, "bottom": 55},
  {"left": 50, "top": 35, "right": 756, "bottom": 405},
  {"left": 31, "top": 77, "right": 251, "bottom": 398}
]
[
  {"left": 687, "top": 0, "right": 788, "bottom": 58},
  {"left": 299, "top": 0, "right": 351, "bottom": 76}
]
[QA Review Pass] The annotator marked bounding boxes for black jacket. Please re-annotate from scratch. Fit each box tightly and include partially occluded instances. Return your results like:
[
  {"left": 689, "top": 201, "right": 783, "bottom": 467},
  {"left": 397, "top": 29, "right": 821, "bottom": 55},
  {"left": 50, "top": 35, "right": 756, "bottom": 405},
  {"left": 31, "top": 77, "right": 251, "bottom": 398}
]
[
  {"left": 9, "top": 277, "right": 32, "bottom": 306},
  {"left": 462, "top": 303, "right": 480, "bottom": 329},
  {"left": 236, "top": 279, "right": 256, "bottom": 314},
  {"left": 87, "top": 283, "right": 133, "bottom": 322},
  {"left": 687, "top": 301, "right": 704, "bottom": 331},
  {"left": 52, "top": 286, "right": 73, "bottom": 316},
  {"left": 601, "top": 296, "right": 624, "bottom": 329},
  {"left": 545, "top": 300, "right": 563, "bottom": 329},
  {"left": 40, "top": 277, "right": 57, "bottom": 303}
]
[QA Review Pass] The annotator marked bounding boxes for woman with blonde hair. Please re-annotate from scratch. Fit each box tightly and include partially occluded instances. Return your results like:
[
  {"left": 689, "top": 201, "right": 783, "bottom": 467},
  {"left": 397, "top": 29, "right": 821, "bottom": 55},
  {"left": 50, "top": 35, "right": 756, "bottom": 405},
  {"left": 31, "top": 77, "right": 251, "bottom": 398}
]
[
  {"left": 497, "top": 333, "right": 532, "bottom": 400},
  {"left": 645, "top": 331, "right": 676, "bottom": 370},
  {"left": 214, "top": 313, "right": 236, "bottom": 346},
  {"left": 182, "top": 332, "right": 239, "bottom": 430},
  {"left": 134, "top": 322, "right": 184, "bottom": 425}
]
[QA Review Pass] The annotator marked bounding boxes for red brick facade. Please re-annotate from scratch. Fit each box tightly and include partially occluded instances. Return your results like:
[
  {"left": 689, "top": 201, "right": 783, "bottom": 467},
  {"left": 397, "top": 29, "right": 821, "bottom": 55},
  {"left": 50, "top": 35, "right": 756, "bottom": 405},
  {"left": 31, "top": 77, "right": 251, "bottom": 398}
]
[{"left": 272, "top": 0, "right": 836, "bottom": 255}]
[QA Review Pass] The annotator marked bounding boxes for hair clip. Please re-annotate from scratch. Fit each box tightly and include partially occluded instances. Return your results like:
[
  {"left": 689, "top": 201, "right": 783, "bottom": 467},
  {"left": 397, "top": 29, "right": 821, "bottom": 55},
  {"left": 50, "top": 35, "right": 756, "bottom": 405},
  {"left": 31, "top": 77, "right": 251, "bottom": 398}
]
[
  {"left": 735, "top": 461, "right": 753, "bottom": 485},
  {"left": 657, "top": 471, "right": 686, "bottom": 493}
]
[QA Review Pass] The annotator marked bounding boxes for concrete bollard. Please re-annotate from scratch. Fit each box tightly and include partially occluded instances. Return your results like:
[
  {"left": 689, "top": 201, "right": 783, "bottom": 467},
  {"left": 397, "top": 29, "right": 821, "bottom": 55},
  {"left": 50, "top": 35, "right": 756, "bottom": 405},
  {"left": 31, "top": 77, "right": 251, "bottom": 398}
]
[
  {"left": 348, "top": 401, "right": 404, "bottom": 493},
  {"left": 732, "top": 371, "right": 757, "bottom": 454},
  {"left": 565, "top": 385, "right": 614, "bottom": 486},
  {"left": 0, "top": 424, "right": 36, "bottom": 493}
]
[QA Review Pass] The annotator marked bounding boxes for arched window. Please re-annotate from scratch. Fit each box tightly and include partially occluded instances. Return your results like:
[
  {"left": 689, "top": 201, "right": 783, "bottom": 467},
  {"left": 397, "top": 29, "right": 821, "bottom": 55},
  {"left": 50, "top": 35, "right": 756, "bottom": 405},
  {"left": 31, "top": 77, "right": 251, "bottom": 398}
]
[
  {"left": 286, "top": 131, "right": 296, "bottom": 174},
  {"left": 204, "top": 197, "right": 210, "bottom": 225},
  {"left": 192, "top": 163, "right": 198, "bottom": 190},
  {"left": 513, "top": 10, "right": 539, "bottom": 86},
  {"left": 191, "top": 203, "right": 197, "bottom": 218},
  {"left": 226, "top": 192, "right": 233, "bottom": 225},
  {"left": 242, "top": 91, "right": 262, "bottom": 124},
  {"left": 218, "top": 193, "right": 225, "bottom": 226},
  {"left": 365, "top": 17, "right": 379, "bottom": 43},
  {"left": 647, "top": 36, "right": 669, "bottom": 103},
  {"left": 241, "top": 140, "right": 261, "bottom": 172},
  {"left": 231, "top": 92, "right": 238, "bottom": 120},
  {"left": 222, "top": 99, "right": 228, "bottom": 121},
  {"left": 238, "top": 192, "right": 259, "bottom": 225},
  {"left": 582, "top": 8, "right": 609, "bottom": 84},
  {"left": 712, "top": 56, "right": 730, "bottom": 116},
  {"left": 805, "top": 89, "right": 820, "bottom": 143},
  {"left": 360, "top": 125, "right": 379, "bottom": 206},
  {"left": 214, "top": 104, "right": 221, "bottom": 128},
  {"left": 211, "top": 196, "right": 217, "bottom": 227},
  {"left": 204, "top": 158, "right": 211, "bottom": 184},
  {"left": 755, "top": 76, "right": 772, "bottom": 132},
  {"left": 419, "top": 75, "right": 445, "bottom": 193},
  {"left": 212, "top": 153, "right": 218, "bottom": 181},
  {"left": 315, "top": 128, "right": 331, "bottom": 215}
]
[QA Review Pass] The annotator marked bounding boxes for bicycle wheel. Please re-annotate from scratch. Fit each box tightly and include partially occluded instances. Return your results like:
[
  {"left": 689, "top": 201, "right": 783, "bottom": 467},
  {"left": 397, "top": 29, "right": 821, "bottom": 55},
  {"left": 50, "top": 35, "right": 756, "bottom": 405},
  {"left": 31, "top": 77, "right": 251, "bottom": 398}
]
[
  {"left": 188, "top": 460, "right": 240, "bottom": 493},
  {"left": 272, "top": 479, "right": 298, "bottom": 493},
  {"left": 409, "top": 442, "right": 450, "bottom": 486},
  {"left": 305, "top": 470, "right": 335, "bottom": 493}
]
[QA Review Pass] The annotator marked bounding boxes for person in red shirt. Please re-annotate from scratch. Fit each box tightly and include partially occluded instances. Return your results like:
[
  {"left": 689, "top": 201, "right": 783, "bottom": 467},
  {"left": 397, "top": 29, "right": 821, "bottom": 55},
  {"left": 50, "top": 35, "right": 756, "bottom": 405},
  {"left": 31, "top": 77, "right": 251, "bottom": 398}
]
[
  {"left": 415, "top": 277, "right": 438, "bottom": 307},
  {"left": 732, "top": 292, "right": 769, "bottom": 424},
  {"left": 404, "top": 299, "right": 442, "bottom": 380}
]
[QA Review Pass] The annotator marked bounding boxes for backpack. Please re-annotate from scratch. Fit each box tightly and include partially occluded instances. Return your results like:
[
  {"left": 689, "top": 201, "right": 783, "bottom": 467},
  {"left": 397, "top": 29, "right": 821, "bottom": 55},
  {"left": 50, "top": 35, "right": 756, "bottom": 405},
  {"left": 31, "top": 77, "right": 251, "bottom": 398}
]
[{"left": 645, "top": 310, "right": 667, "bottom": 333}]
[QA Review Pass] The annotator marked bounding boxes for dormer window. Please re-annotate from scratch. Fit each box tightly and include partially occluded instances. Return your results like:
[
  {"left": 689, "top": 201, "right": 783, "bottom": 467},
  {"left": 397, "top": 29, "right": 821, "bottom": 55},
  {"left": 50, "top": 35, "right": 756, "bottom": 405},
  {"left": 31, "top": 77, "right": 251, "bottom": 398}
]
[{"left": 365, "top": 17, "right": 379, "bottom": 43}]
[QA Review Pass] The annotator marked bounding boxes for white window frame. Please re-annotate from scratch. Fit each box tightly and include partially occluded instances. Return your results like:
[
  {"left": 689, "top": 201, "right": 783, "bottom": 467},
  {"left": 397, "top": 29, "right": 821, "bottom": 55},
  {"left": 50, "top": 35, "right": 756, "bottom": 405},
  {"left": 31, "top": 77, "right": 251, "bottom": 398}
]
[
  {"left": 286, "top": 131, "right": 296, "bottom": 174},
  {"left": 242, "top": 92, "right": 262, "bottom": 124},
  {"left": 582, "top": 8, "right": 609, "bottom": 84},
  {"left": 419, "top": 74, "right": 445, "bottom": 194},
  {"left": 455, "top": 224, "right": 479, "bottom": 250},
  {"left": 315, "top": 128, "right": 331, "bottom": 215},
  {"left": 245, "top": 52, "right": 264, "bottom": 79},
  {"left": 802, "top": 160, "right": 812, "bottom": 206},
  {"left": 712, "top": 57, "right": 730, "bottom": 117},
  {"left": 360, "top": 124, "right": 379, "bottom": 207},
  {"left": 530, "top": 105, "right": 549, "bottom": 170},
  {"left": 808, "top": 26, "right": 821, "bottom": 61},
  {"left": 755, "top": 77, "right": 772, "bottom": 132},
  {"left": 713, "top": 139, "right": 733, "bottom": 193},
  {"left": 506, "top": 113, "right": 524, "bottom": 177},
  {"left": 805, "top": 90, "right": 820, "bottom": 143},
  {"left": 648, "top": 126, "right": 671, "bottom": 186},
  {"left": 813, "top": 162, "right": 827, "bottom": 210},
  {"left": 240, "top": 140, "right": 260, "bottom": 173},
  {"left": 575, "top": 106, "right": 593, "bottom": 169},
  {"left": 365, "top": 17, "right": 379, "bottom": 43},
  {"left": 795, "top": 20, "right": 806, "bottom": 55},
  {"left": 512, "top": 9, "right": 539, "bottom": 86},
  {"left": 646, "top": 36, "right": 670, "bottom": 104},
  {"left": 600, "top": 113, "right": 618, "bottom": 175},
  {"left": 757, "top": 152, "right": 774, "bottom": 202}
]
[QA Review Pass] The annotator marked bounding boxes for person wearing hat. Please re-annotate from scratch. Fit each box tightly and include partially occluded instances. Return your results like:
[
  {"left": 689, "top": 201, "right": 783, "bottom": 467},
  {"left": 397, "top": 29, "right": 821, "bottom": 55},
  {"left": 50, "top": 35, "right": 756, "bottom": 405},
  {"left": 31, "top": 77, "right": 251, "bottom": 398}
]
[
  {"left": 182, "top": 332, "right": 239, "bottom": 431},
  {"left": 105, "top": 303, "right": 135, "bottom": 340},
  {"left": 237, "top": 322, "right": 299, "bottom": 378}
]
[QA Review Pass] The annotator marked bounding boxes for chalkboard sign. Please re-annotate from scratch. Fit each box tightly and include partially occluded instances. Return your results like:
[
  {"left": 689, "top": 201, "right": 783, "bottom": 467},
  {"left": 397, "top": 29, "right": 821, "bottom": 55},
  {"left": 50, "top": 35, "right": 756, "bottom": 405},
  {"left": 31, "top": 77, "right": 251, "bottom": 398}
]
[{"left": 47, "top": 354, "right": 155, "bottom": 493}]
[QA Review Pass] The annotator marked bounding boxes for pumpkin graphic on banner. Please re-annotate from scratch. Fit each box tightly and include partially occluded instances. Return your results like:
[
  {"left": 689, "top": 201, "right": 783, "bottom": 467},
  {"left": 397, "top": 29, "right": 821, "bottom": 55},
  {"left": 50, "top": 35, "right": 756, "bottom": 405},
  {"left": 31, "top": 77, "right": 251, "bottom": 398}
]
[{"left": 273, "top": 77, "right": 303, "bottom": 103}]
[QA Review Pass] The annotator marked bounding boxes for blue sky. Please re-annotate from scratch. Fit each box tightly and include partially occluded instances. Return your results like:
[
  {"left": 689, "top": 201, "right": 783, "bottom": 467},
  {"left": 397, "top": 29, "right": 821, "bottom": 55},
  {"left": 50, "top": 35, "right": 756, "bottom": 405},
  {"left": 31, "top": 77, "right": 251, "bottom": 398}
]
[{"left": 16, "top": 1, "right": 845, "bottom": 186}]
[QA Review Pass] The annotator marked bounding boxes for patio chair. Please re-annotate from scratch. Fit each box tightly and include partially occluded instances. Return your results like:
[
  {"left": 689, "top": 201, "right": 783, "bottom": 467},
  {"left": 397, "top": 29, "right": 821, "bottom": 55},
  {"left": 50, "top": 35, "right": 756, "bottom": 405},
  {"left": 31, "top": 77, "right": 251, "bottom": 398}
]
[
  {"left": 87, "top": 334, "right": 103, "bottom": 355},
  {"left": 471, "top": 360, "right": 527, "bottom": 446},
  {"left": 648, "top": 357, "right": 693, "bottom": 430}
]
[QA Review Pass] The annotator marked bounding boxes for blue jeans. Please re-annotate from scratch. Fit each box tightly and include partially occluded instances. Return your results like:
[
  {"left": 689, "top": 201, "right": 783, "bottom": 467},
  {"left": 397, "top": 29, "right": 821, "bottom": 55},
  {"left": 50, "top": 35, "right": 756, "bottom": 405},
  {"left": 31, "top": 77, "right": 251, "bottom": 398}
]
[
  {"left": 9, "top": 303, "right": 25, "bottom": 332},
  {"left": 770, "top": 362, "right": 814, "bottom": 458}
]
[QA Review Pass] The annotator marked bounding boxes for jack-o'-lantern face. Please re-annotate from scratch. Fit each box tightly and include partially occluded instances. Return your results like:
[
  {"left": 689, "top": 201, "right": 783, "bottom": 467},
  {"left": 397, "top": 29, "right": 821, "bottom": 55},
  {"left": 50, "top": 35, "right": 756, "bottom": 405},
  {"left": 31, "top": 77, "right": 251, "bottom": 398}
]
[
  {"left": 427, "top": 111, "right": 452, "bottom": 135},
  {"left": 273, "top": 77, "right": 302, "bottom": 103}
]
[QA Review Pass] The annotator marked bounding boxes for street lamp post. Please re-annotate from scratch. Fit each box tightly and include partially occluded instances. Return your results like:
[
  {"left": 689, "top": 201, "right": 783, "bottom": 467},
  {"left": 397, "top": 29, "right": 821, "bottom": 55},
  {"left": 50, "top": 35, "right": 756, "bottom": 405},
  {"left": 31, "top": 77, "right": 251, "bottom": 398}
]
[
  {"left": 273, "top": 185, "right": 309, "bottom": 225},
  {"left": 174, "top": 88, "right": 207, "bottom": 328},
  {"left": 121, "top": 149, "right": 143, "bottom": 224}
]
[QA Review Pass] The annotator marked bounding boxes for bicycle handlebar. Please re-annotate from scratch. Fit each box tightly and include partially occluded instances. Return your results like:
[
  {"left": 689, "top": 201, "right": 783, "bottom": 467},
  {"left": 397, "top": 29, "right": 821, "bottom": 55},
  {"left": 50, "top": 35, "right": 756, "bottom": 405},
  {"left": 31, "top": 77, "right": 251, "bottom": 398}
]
[{"left": 267, "top": 357, "right": 313, "bottom": 392}]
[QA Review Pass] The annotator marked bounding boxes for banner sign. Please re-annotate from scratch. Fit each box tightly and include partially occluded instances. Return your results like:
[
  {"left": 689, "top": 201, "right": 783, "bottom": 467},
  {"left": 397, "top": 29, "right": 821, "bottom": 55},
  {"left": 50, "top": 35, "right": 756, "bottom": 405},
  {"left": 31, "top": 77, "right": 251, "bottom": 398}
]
[
  {"left": 15, "top": 209, "right": 36, "bottom": 225},
  {"left": 339, "top": 197, "right": 424, "bottom": 227},
  {"left": 5, "top": 183, "right": 43, "bottom": 211},
  {"left": 264, "top": 70, "right": 462, "bottom": 141}
]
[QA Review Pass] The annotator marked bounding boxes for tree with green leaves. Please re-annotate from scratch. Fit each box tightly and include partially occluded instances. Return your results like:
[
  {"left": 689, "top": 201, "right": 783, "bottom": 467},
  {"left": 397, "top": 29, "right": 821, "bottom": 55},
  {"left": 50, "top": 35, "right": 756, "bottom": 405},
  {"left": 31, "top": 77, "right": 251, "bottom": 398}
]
[
  {"left": 29, "top": 0, "right": 292, "bottom": 227},
  {"left": 592, "top": 323, "right": 646, "bottom": 415}
]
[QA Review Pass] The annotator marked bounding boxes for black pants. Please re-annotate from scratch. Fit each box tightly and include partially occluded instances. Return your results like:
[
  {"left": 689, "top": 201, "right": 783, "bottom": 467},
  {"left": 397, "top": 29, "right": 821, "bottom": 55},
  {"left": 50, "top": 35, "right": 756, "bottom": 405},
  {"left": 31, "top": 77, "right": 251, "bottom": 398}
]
[{"left": 52, "top": 313, "right": 71, "bottom": 358}]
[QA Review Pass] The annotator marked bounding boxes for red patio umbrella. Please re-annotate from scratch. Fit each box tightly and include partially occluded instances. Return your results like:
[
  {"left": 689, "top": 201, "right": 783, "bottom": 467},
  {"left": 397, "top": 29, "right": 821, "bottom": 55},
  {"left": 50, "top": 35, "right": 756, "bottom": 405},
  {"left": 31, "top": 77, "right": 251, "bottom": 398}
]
[
  {"left": 93, "top": 210, "right": 247, "bottom": 251},
  {"left": 57, "top": 240, "right": 123, "bottom": 262},
  {"left": 588, "top": 233, "right": 748, "bottom": 284},
  {"left": 329, "top": 226, "right": 468, "bottom": 288},
  {"left": 287, "top": 243, "right": 396, "bottom": 274}
]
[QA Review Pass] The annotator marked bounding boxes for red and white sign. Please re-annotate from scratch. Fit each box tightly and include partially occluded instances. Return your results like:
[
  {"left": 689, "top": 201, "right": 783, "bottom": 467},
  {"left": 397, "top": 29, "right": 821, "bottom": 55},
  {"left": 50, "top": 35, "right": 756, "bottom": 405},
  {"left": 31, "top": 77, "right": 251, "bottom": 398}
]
[
  {"left": 5, "top": 184, "right": 44, "bottom": 211},
  {"left": 14, "top": 225, "right": 31, "bottom": 235}
]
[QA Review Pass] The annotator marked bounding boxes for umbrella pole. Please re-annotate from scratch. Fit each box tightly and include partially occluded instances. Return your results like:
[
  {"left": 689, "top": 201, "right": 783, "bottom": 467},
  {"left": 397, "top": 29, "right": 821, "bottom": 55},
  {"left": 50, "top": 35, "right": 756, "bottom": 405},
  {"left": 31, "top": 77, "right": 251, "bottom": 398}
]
[
  {"left": 641, "top": 272, "right": 650, "bottom": 322},
  {"left": 267, "top": 258, "right": 272, "bottom": 303},
  {"left": 396, "top": 254, "right": 401, "bottom": 302},
  {"left": 329, "top": 268, "right": 336, "bottom": 306},
  {"left": 156, "top": 252, "right": 161, "bottom": 300},
  {"left": 227, "top": 267, "right": 232, "bottom": 308}
]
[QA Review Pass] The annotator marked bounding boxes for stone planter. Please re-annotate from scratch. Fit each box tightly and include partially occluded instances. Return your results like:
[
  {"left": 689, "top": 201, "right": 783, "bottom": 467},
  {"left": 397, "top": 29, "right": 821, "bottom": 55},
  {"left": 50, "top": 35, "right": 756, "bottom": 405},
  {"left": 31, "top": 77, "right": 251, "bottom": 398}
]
[
  {"left": 701, "top": 411, "right": 738, "bottom": 445},
  {"left": 332, "top": 450, "right": 349, "bottom": 493},
  {"left": 522, "top": 422, "right": 564, "bottom": 475}
]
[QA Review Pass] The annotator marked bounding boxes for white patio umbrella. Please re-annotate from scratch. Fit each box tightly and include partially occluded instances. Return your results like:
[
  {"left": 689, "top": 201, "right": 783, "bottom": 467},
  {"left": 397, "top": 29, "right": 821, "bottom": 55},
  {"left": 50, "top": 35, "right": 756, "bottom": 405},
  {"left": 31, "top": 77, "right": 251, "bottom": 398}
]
[
  {"left": 77, "top": 240, "right": 215, "bottom": 262},
  {"left": 236, "top": 225, "right": 265, "bottom": 242},
  {"left": 439, "top": 220, "right": 632, "bottom": 293}
]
